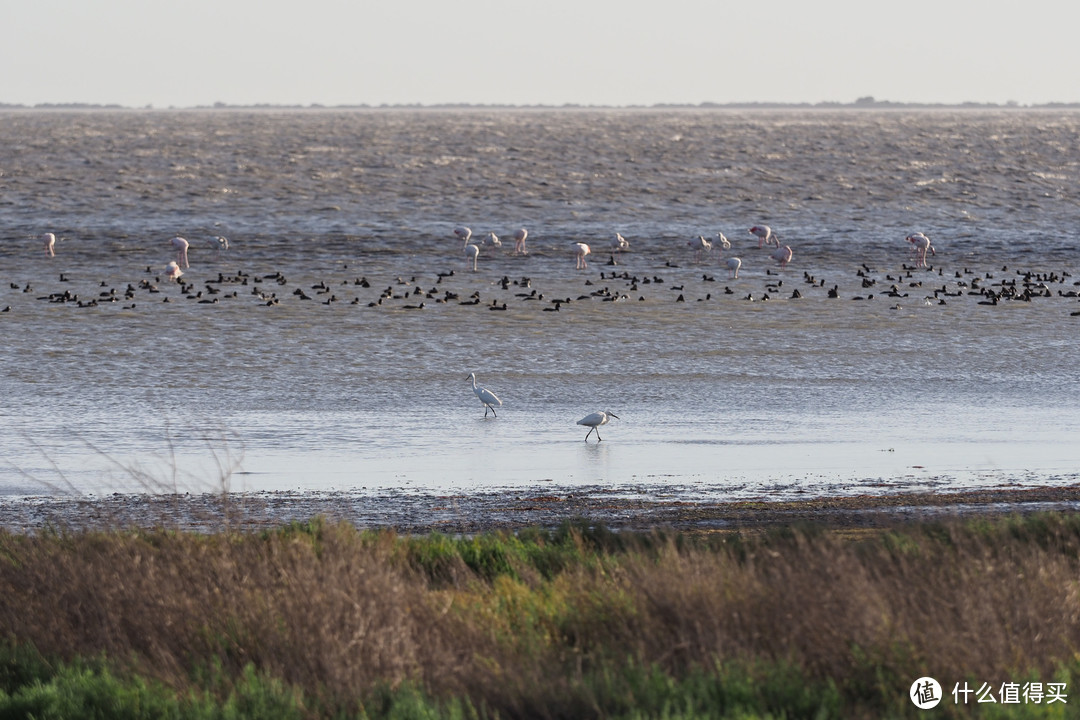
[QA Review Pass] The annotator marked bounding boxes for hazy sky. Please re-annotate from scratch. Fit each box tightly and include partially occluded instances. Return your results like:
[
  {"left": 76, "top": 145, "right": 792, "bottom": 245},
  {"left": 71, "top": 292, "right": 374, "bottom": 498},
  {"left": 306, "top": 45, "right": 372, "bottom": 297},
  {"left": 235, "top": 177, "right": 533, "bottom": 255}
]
[{"left": 5, "top": 0, "right": 1078, "bottom": 107}]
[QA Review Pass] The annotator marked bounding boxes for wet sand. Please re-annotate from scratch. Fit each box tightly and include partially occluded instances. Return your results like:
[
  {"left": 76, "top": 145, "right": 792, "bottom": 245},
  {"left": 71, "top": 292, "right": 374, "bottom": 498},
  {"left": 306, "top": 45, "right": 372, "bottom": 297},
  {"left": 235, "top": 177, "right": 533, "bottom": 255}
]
[{"left": 3, "top": 484, "right": 1079, "bottom": 535}]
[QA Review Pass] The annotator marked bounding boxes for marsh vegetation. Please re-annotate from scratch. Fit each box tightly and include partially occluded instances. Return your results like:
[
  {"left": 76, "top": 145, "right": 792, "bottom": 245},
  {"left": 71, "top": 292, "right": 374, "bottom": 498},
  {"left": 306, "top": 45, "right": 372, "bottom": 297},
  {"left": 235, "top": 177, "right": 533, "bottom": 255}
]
[{"left": 1, "top": 515, "right": 1079, "bottom": 718}]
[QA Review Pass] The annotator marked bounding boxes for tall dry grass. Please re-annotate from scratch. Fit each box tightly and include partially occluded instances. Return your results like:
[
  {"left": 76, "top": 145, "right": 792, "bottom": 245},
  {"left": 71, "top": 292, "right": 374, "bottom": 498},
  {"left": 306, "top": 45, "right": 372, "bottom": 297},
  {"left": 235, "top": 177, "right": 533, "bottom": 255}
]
[
  {"left": 0, "top": 515, "right": 1079, "bottom": 717},
  {"left": 0, "top": 526, "right": 480, "bottom": 702}
]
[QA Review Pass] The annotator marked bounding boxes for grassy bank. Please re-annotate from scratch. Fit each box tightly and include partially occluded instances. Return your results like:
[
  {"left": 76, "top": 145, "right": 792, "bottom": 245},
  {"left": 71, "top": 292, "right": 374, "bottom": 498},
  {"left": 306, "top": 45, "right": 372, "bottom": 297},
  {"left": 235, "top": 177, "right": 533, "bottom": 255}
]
[{"left": 1, "top": 515, "right": 1079, "bottom": 718}]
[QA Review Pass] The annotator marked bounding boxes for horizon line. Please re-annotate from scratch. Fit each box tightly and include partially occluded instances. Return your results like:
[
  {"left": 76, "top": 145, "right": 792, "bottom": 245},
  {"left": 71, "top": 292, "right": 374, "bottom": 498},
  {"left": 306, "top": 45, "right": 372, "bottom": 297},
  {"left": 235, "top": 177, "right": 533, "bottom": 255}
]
[{"left": 4, "top": 97, "right": 1080, "bottom": 111}]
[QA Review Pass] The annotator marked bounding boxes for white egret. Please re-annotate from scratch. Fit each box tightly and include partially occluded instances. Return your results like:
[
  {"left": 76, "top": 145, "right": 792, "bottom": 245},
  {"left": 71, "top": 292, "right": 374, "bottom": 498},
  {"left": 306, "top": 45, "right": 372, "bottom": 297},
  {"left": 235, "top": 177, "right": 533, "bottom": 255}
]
[
  {"left": 467, "top": 373, "right": 502, "bottom": 417},
  {"left": 577, "top": 410, "right": 619, "bottom": 442}
]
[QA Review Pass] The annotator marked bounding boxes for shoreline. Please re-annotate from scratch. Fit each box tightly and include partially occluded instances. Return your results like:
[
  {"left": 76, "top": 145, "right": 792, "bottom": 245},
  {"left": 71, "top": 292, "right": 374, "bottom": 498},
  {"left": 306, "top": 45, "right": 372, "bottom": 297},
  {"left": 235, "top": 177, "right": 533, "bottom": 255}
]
[{"left": 3, "top": 483, "right": 1079, "bottom": 535}]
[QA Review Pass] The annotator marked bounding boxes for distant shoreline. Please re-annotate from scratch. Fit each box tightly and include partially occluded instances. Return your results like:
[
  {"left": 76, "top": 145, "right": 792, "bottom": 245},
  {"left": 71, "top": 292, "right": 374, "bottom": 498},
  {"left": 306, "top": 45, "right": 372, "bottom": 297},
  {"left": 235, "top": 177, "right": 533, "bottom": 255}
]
[{"left": 4, "top": 99, "right": 1080, "bottom": 111}]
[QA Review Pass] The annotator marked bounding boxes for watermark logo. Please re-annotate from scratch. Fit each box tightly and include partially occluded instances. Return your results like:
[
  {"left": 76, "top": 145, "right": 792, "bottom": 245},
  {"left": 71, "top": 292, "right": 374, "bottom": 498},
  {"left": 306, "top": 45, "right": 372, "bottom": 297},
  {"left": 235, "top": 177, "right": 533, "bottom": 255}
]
[
  {"left": 910, "top": 677, "right": 1068, "bottom": 708},
  {"left": 911, "top": 677, "right": 943, "bottom": 709}
]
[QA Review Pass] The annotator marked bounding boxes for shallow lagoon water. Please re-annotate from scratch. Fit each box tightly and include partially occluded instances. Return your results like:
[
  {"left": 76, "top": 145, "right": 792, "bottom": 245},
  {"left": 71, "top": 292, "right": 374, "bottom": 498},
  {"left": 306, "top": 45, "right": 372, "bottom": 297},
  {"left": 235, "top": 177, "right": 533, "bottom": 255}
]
[{"left": 1, "top": 108, "right": 1078, "bottom": 503}]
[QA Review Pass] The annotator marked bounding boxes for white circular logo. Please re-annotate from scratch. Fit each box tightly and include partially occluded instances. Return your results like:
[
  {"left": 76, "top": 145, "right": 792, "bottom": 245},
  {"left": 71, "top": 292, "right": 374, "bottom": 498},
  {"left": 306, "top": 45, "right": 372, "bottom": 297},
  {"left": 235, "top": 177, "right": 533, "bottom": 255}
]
[{"left": 910, "top": 677, "right": 942, "bottom": 709}]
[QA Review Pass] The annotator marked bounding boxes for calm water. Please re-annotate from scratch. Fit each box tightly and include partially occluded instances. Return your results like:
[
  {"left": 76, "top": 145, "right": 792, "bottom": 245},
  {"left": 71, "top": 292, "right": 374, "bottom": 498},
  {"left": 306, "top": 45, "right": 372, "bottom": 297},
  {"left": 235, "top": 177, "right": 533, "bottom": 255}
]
[{"left": 1, "top": 108, "right": 1078, "bottom": 501}]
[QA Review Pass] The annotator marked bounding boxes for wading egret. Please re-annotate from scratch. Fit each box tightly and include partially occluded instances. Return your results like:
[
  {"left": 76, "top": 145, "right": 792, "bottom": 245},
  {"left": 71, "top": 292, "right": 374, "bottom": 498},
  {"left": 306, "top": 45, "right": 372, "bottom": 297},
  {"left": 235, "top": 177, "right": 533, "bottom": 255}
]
[
  {"left": 467, "top": 373, "right": 502, "bottom": 417},
  {"left": 577, "top": 410, "right": 619, "bottom": 442}
]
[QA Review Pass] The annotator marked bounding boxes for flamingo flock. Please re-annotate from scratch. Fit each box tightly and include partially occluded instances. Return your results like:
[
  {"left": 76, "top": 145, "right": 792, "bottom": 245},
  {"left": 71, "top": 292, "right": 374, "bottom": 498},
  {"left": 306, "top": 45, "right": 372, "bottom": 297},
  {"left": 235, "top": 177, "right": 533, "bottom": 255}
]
[
  {"left": 440, "top": 223, "right": 946, "bottom": 281},
  {"left": 29, "top": 223, "right": 944, "bottom": 288},
  {"left": 35, "top": 231, "right": 235, "bottom": 270},
  {"left": 453, "top": 226, "right": 531, "bottom": 271}
]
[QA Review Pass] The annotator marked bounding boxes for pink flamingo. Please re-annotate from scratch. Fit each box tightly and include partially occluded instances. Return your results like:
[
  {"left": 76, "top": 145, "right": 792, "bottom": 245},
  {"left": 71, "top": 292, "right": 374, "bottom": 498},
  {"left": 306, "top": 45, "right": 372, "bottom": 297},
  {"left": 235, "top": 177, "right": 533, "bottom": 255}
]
[
  {"left": 513, "top": 228, "right": 528, "bottom": 255},
  {"left": 771, "top": 244, "right": 793, "bottom": 269},
  {"left": 688, "top": 235, "right": 712, "bottom": 262},
  {"left": 723, "top": 257, "right": 742, "bottom": 279},
  {"left": 165, "top": 261, "right": 184, "bottom": 281},
  {"left": 42, "top": 233, "right": 56, "bottom": 257},
  {"left": 905, "top": 232, "right": 929, "bottom": 254},
  {"left": 749, "top": 225, "right": 779, "bottom": 248},
  {"left": 714, "top": 234, "right": 739, "bottom": 278},
  {"left": 170, "top": 236, "right": 189, "bottom": 268},
  {"left": 906, "top": 233, "right": 935, "bottom": 267},
  {"left": 456, "top": 227, "right": 480, "bottom": 270},
  {"left": 612, "top": 233, "right": 629, "bottom": 255},
  {"left": 574, "top": 243, "right": 591, "bottom": 269}
]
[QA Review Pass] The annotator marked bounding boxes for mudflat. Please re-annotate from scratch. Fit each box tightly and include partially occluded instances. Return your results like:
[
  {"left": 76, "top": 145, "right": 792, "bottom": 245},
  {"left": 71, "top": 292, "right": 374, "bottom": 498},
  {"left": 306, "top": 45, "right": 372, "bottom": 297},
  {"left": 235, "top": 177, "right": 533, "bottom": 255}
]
[{"left": 3, "top": 484, "right": 1078, "bottom": 534}]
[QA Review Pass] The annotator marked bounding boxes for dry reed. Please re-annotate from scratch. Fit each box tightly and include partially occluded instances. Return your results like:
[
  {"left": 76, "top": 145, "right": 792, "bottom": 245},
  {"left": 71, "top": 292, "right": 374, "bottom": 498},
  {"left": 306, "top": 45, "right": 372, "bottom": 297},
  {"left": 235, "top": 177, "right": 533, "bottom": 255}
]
[{"left": 0, "top": 515, "right": 1078, "bottom": 717}]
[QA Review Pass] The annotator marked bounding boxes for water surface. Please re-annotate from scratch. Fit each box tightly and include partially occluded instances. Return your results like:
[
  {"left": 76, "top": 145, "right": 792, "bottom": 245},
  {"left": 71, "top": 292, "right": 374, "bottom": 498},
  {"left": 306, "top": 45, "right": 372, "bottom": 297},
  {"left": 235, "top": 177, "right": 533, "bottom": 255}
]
[{"left": 1, "top": 108, "right": 1078, "bottom": 501}]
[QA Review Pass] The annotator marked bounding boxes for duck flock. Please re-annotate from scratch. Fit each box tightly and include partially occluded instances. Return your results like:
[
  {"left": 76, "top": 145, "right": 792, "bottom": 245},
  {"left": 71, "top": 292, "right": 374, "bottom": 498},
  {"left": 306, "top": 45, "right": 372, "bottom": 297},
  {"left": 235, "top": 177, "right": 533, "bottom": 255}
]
[{"left": 9, "top": 224, "right": 1080, "bottom": 317}]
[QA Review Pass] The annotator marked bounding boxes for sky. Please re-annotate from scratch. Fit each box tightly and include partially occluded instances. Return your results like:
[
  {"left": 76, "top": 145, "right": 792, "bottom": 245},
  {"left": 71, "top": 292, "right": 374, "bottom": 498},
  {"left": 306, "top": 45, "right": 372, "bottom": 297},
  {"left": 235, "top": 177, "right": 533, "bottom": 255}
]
[{"left": 5, "top": 0, "right": 1079, "bottom": 108}]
